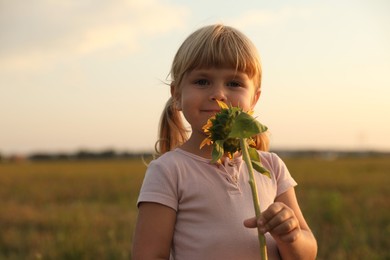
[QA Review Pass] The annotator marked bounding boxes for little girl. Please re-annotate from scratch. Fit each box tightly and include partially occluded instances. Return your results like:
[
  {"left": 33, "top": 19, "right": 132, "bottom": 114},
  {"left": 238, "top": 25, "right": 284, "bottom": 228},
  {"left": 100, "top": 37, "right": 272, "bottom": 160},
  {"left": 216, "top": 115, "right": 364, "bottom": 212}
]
[{"left": 132, "top": 24, "right": 317, "bottom": 260}]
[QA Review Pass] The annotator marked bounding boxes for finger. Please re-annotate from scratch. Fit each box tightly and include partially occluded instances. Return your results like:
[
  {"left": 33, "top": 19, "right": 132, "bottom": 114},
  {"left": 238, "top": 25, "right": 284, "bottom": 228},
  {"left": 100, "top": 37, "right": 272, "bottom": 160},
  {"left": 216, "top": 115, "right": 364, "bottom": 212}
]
[
  {"left": 243, "top": 217, "right": 257, "bottom": 228},
  {"left": 260, "top": 202, "right": 285, "bottom": 223},
  {"left": 262, "top": 207, "right": 294, "bottom": 233},
  {"left": 271, "top": 216, "right": 299, "bottom": 236},
  {"left": 278, "top": 227, "right": 301, "bottom": 243}
]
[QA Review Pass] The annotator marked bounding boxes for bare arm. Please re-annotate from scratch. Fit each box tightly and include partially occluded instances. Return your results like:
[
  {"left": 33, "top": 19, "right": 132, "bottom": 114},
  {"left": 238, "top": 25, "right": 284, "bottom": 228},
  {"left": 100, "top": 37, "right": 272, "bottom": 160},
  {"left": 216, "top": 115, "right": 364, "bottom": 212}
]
[
  {"left": 132, "top": 202, "right": 176, "bottom": 260},
  {"left": 244, "top": 188, "right": 317, "bottom": 260}
]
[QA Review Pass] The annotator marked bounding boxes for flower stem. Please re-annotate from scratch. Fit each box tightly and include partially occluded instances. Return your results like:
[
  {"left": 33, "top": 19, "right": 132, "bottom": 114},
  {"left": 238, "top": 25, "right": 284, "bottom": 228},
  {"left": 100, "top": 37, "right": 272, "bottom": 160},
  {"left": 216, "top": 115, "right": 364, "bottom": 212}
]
[{"left": 240, "top": 138, "right": 268, "bottom": 260}]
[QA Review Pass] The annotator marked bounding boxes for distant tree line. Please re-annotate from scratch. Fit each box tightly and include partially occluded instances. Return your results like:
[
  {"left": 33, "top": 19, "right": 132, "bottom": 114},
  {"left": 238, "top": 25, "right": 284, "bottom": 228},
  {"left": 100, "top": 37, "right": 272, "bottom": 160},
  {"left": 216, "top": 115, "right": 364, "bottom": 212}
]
[
  {"left": 274, "top": 149, "right": 390, "bottom": 158},
  {"left": 1, "top": 149, "right": 154, "bottom": 162},
  {"left": 1, "top": 149, "right": 389, "bottom": 163}
]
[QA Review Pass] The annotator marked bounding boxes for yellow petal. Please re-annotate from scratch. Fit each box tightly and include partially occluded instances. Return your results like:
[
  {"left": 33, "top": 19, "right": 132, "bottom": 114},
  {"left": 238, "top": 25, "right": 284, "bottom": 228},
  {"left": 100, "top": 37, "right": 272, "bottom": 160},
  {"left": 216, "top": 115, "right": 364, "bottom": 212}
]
[
  {"left": 248, "top": 138, "right": 256, "bottom": 147},
  {"left": 202, "top": 117, "right": 214, "bottom": 132},
  {"left": 200, "top": 137, "right": 213, "bottom": 149},
  {"left": 216, "top": 100, "right": 229, "bottom": 109}
]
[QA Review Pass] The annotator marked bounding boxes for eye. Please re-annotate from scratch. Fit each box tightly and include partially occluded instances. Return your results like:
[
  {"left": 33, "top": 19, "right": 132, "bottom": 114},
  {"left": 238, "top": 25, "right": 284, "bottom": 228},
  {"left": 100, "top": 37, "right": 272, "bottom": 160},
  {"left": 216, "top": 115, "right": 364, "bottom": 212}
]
[
  {"left": 226, "top": 81, "right": 242, "bottom": 88},
  {"left": 194, "top": 79, "right": 210, "bottom": 86}
]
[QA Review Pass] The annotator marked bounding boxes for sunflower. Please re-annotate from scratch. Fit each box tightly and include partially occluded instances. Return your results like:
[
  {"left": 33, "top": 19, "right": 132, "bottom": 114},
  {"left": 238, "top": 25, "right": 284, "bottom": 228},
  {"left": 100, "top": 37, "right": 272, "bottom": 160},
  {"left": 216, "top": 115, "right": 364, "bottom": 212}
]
[{"left": 200, "top": 100, "right": 266, "bottom": 164}]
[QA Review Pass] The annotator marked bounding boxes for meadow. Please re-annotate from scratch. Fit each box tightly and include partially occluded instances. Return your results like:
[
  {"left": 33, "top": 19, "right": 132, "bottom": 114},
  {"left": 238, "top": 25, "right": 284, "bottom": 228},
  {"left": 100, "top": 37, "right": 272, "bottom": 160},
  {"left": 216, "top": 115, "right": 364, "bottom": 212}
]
[{"left": 0, "top": 155, "right": 389, "bottom": 259}]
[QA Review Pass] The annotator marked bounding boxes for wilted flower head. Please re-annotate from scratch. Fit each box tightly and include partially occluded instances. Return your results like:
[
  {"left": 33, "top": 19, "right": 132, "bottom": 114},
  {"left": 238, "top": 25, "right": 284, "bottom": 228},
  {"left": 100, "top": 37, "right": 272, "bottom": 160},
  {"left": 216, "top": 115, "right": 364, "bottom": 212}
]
[{"left": 200, "top": 100, "right": 268, "bottom": 166}]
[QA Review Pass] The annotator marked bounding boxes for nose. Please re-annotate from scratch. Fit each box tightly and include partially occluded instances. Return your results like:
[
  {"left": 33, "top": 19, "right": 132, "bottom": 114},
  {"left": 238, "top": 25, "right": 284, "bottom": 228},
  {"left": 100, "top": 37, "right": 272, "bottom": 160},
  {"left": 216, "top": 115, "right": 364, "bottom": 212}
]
[{"left": 209, "top": 85, "right": 227, "bottom": 102}]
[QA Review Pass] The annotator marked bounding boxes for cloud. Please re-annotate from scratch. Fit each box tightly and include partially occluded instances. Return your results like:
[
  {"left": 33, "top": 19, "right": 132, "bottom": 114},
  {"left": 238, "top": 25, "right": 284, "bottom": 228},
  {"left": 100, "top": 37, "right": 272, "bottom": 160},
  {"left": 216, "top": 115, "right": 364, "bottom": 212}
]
[
  {"left": 0, "top": 0, "right": 190, "bottom": 70},
  {"left": 229, "top": 6, "right": 313, "bottom": 28}
]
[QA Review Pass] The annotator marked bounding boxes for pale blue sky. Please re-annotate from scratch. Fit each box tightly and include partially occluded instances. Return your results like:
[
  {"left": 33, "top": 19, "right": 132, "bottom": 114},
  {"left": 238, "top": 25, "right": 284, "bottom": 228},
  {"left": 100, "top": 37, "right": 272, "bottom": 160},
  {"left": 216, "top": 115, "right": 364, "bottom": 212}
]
[{"left": 1, "top": 0, "right": 389, "bottom": 155}]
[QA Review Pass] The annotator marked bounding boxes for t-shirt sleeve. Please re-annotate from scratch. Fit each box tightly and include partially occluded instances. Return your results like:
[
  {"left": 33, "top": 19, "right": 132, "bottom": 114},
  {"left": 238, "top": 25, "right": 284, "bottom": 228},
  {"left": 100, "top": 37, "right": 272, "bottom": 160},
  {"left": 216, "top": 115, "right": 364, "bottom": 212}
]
[
  {"left": 137, "top": 159, "right": 179, "bottom": 211},
  {"left": 270, "top": 153, "right": 297, "bottom": 196}
]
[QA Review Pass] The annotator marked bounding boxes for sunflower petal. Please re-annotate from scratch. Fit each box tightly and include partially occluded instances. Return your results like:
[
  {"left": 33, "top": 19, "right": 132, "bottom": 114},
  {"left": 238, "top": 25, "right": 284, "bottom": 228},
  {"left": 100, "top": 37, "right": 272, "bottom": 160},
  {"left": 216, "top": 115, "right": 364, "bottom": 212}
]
[
  {"left": 200, "top": 137, "right": 213, "bottom": 149},
  {"left": 202, "top": 117, "right": 214, "bottom": 132},
  {"left": 216, "top": 100, "right": 229, "bottom": 109},
  {"left": 248, "top": 138, "right": 256, "bottom": 147}
]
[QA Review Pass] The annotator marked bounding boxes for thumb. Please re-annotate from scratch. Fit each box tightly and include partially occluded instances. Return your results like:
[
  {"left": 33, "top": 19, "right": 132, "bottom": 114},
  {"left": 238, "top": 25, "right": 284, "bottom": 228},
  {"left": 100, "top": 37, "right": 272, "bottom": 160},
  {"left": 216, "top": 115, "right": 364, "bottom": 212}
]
[{"left": 243, "top": 216, "right": 257, "bottom": 228}]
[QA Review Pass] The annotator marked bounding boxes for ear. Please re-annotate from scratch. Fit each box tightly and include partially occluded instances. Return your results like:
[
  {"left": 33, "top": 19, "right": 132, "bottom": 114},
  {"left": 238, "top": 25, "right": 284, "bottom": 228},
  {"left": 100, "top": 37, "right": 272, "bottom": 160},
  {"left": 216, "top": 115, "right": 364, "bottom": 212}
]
[{"left": 170, "top": 83, "right": 182, "bottom": 111}]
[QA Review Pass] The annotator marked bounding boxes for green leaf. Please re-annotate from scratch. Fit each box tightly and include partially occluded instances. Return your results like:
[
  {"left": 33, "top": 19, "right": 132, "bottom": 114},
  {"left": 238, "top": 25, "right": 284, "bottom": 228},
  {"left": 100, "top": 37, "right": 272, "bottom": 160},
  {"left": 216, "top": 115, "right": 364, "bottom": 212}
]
[
  {"left": 228, "top": 112, "right": 268, "bottom": 139},
  {"left": 251, "top": 160, "right": 271, "bottom": 178},
  {"left": 248, "top": 146, "right": 260, "bottom": 162},
  {"left": 248, "top": 147, "right": 271, "bottom": 178},
  {"left": 211, "top": 140, "right": 224, "bottom": 163}
]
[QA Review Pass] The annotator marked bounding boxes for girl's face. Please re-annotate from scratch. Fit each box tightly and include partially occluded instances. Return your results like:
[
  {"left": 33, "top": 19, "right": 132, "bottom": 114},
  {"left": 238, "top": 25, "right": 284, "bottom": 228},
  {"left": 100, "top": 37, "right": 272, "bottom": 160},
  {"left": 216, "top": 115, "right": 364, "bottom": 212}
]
[{"left": 174, "top": 67, "right": 260, "bottom": 140}]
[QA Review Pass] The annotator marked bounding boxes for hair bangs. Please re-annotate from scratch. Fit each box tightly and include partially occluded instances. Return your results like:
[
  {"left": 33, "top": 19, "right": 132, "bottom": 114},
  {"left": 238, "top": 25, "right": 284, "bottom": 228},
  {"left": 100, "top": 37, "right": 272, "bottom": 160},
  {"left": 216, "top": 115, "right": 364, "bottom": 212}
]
[{"left": 195, "top": 33, "right": 259, "bottom": 80}]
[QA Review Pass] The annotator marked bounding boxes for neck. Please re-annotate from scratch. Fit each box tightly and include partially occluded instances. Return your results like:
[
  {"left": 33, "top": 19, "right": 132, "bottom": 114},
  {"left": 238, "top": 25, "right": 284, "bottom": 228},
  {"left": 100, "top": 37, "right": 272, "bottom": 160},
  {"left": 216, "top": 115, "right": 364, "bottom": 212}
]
[{"left": 179, "top": 132, "right": 213, "bottom": 159}]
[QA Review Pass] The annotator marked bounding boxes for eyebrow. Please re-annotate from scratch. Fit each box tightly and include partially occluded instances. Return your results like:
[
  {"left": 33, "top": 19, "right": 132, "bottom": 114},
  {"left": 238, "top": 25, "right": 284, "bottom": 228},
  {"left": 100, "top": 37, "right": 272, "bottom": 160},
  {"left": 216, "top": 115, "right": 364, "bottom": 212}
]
[{"left": 189, "top": 69, "right": 249, "bottom": 80}]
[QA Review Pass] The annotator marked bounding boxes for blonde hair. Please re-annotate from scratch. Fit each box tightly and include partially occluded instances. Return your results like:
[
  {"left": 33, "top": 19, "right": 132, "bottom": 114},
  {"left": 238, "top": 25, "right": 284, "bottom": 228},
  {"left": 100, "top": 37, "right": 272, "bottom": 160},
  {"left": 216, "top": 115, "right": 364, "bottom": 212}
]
[{"left": 156, "top": 24, "right": 269, "bottom": 155}]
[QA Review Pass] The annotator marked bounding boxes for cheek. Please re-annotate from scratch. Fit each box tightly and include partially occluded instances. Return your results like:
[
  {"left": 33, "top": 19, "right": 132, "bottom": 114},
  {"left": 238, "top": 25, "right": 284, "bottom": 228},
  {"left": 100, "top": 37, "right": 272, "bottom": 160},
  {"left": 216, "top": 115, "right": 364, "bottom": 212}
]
[
  {"left": 177, "top": 95, "right": 194, "bottom": 115},
  {"left": 232, "top": 93, "right": 256, "bottom": 110}
]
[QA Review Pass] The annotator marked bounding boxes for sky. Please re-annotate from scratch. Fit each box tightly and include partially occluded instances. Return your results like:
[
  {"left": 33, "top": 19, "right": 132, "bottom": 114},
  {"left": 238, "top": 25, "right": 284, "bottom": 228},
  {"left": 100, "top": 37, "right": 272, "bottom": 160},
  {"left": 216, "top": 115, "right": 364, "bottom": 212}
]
[{"left": 1, "top": 0, "right": 389, "bottom": 155}]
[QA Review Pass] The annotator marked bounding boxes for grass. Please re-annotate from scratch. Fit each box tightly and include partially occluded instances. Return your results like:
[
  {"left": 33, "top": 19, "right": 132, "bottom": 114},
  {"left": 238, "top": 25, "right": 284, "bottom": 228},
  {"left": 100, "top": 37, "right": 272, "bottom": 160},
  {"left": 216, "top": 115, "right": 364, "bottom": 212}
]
[
  {"left": 284, "top": 156, "right": 390, "bottom": 260},
  {"left": 0, "top": 156, "right": 389, "bottom": 259},
  {"left": 0, "top": 159, "right": 145, "bottom": 260}
]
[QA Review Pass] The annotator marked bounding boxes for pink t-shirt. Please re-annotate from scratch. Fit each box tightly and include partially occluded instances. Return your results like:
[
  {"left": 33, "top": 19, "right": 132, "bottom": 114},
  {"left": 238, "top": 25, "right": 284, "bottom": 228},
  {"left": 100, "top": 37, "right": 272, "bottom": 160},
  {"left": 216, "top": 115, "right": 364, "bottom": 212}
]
[{"left": 137, "top": 148, "right": 297, "bottom": 260}]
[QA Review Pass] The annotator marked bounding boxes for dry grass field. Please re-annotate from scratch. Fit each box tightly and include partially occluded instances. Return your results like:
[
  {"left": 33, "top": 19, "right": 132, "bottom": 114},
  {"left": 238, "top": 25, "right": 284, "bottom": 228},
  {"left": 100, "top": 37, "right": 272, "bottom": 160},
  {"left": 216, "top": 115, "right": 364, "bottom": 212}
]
[{"left": 0, "top": 155, "right": 389, "bottom": 259}]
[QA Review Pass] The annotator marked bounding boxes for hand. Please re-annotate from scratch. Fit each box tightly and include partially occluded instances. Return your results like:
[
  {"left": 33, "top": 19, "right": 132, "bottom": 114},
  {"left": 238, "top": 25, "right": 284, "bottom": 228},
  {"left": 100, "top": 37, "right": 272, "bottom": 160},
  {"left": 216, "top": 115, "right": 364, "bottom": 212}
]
[{"left": 244, "top": 202, "right": 302, "bottom": 243}]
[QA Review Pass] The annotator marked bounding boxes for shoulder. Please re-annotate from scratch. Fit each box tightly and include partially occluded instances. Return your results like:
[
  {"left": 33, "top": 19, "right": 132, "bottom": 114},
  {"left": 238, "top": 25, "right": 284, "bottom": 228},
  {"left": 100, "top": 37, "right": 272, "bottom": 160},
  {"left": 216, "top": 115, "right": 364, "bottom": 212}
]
[
  {"left": 147, "top": 148, "right": 210, "bottom": 178},
  {"left": 138, "top": 149, "right": 211, "bottom": 210},
  {"left": 258, "top": 151, "right": 286, "bottom": 170},
  {"left": 151, "top": 149, "right": 182, "bottom": 164},
  {"left": 146, "top": 150, "right": 181, "bottom": 177},
  {"left": 148, "top": 149, "right": 197, "bottom": 170},
  {"left": 138, "top": 150, "right": 187, "bottom": 210},
  {"left": 258, "top": 151, "right": 296, "bottom": 184}
]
